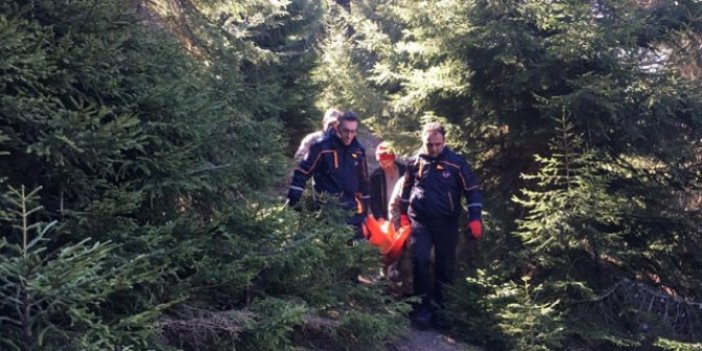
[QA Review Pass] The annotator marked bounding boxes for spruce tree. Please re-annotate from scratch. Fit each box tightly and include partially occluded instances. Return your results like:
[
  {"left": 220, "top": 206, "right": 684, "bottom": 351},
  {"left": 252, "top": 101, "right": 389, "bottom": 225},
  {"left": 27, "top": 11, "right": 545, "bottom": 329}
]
[
  {"left": 342, "top": 0, "right": 702, "bottom": 230},
  {"left": 336, "top": 1, "right": 702, "bottom": 348},
  {"left": 2, "top": 1, "right": 408, "bottom": 349},
  {"left": 0, "top": 186, "right": 158, "bottom": 351},
  {"left": 514, "top": 114, "right": 633, "bottom": 286},
  {"left": 512, "top": 114, "right": 633, "bottom": 348},
  {"left": 1, "top": 0, "right": 282, "bottom": 348}
]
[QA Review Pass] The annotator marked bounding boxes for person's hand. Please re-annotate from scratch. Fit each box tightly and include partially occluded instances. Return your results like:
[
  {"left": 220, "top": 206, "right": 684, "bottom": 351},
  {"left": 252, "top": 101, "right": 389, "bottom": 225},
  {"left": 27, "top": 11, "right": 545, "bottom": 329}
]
[
  {"left": 400, "top": 215, "right": 410, "bottom": 227},
  {"left": 468, "top": 220, "right": 482, "bottom": 240}
]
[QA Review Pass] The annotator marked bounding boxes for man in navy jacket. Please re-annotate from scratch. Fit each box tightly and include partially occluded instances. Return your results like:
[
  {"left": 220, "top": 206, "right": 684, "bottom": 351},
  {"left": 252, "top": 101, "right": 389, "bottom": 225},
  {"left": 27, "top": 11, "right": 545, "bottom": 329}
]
[
  {"left": 399, "top": 122, "right": 483, "bottom": 329},
  {"left": 287, "top": 111, "right": 370, "bottom": 234}
]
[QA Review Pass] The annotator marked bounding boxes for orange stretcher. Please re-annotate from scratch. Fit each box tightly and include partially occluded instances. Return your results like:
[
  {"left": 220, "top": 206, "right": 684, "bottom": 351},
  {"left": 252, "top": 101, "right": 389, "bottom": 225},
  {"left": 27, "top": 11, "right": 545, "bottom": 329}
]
[{"left": 362, "top": 216, "right": 411, "bottom": 263}]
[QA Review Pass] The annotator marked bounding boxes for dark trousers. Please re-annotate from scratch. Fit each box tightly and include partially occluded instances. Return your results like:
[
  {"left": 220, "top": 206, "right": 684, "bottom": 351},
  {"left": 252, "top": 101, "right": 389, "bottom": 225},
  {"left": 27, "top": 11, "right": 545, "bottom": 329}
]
[{"left": 411, "top": 217, "right": 459, "bottom": 308}]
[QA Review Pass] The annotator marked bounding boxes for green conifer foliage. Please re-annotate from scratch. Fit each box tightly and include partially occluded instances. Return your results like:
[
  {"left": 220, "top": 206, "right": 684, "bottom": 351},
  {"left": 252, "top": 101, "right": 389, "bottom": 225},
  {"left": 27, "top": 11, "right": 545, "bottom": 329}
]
[
  {"left": 514, "top": 114, "right": 633, "bottom": 283},
  {"left": 1, "top": 0, "right": 282, "bottom": 348},
  {"left": 345, "top": 0, "right": 702, "bottom": 221},
  {"left": 335, "top": 1, "right": 702, "bottom": 348},
  {"left": 0, "top": 186, "right": 156, "bottom": 351},
  {"left": 510, "top": 115, "right": 632, "bottom": 347},
  {"left": 153, "top": 0, "right": 327, "bottom": 154},
  {"left": 2, "top": 1, "right": 407, "bottom": 349},
  {"left": 312, "top": 10, "right": 386, "bottom": 122}
]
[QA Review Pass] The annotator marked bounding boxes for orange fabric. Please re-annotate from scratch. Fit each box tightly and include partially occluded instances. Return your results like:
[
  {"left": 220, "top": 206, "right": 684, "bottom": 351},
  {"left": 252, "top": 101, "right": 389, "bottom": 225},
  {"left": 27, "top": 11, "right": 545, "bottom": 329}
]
[
  {"left": 385, "top": 224, "right": 411, "bottom": 263},
  {"left": 363, "top": 216, "right": 412, "bottom": 263},
  {"left": 400, "top": 215, "right": 410, "bottom": 227}
]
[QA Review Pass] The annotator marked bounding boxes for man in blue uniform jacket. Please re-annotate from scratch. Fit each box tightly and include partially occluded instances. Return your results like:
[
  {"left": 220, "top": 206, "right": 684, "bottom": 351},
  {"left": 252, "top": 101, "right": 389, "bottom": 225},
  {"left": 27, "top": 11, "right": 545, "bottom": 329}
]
[
  {"left": 287, "top": 111, "right": 370, "bottom": 236},
  {"left": 399, "top": 122, "right": 483, "bottom": 329}
]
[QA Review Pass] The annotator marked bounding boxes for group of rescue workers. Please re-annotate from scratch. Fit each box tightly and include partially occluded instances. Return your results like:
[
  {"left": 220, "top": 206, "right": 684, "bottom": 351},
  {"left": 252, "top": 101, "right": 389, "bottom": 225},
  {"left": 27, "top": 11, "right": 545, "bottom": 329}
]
[{"left": 287, "top": 108, "right": 483, "bottom": 330}]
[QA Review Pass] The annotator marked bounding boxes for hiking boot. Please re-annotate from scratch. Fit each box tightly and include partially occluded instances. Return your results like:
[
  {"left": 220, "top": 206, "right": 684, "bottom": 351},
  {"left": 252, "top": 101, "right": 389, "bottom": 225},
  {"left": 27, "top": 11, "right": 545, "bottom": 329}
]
[{"left": 412, "top": 307, "right": 433, "bottom": 330}]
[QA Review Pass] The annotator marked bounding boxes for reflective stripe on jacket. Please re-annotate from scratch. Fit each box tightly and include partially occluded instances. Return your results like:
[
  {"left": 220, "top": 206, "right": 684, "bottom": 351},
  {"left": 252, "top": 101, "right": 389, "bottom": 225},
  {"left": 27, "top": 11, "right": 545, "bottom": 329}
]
[
  {"left": 399, "top": 148, "right": 481, "bottom": 222},
  {"left": 288, "top": 131, "right": 370, "bottom": 213}
]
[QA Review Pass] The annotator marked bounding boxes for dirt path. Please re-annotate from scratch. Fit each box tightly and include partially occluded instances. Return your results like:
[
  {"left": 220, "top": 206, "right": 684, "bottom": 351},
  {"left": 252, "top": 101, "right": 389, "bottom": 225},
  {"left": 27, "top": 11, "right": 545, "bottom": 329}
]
[{"left": 389, "top": 328, "right": 485, "bottom": 351}]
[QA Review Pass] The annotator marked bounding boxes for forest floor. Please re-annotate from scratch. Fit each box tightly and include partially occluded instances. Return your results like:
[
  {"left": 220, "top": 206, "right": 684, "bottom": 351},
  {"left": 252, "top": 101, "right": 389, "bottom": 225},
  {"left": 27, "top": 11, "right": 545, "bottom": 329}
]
[
  {"left": 355, "top": 272, "right": 484, "bottom": 351},
  {"left": 389, "top": 327, "right": 485, "bottom": 351}
]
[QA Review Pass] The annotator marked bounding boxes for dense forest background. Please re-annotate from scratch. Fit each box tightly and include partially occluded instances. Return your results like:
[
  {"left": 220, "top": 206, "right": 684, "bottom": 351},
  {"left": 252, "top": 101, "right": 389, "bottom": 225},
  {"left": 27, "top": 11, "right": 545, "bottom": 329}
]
[{"left": 1, "top": 0, "right": 701, "bottom": 350}]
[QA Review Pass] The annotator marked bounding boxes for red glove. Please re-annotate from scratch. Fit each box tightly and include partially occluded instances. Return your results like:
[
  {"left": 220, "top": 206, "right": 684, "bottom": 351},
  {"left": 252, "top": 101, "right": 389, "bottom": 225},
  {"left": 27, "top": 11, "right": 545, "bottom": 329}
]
[
  {"left": 468, "top": 220, "right": 482, "bottom": 240},
  {"left": 400, "top": 215, "right": 410, "bottom": 227}
]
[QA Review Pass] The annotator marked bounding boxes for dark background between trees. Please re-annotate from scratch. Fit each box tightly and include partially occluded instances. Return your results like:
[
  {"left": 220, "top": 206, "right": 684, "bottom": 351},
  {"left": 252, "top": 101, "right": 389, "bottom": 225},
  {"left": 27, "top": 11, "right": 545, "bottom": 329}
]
[{"left": 1, "top": 1, "right": 701, "bottom": 350}]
